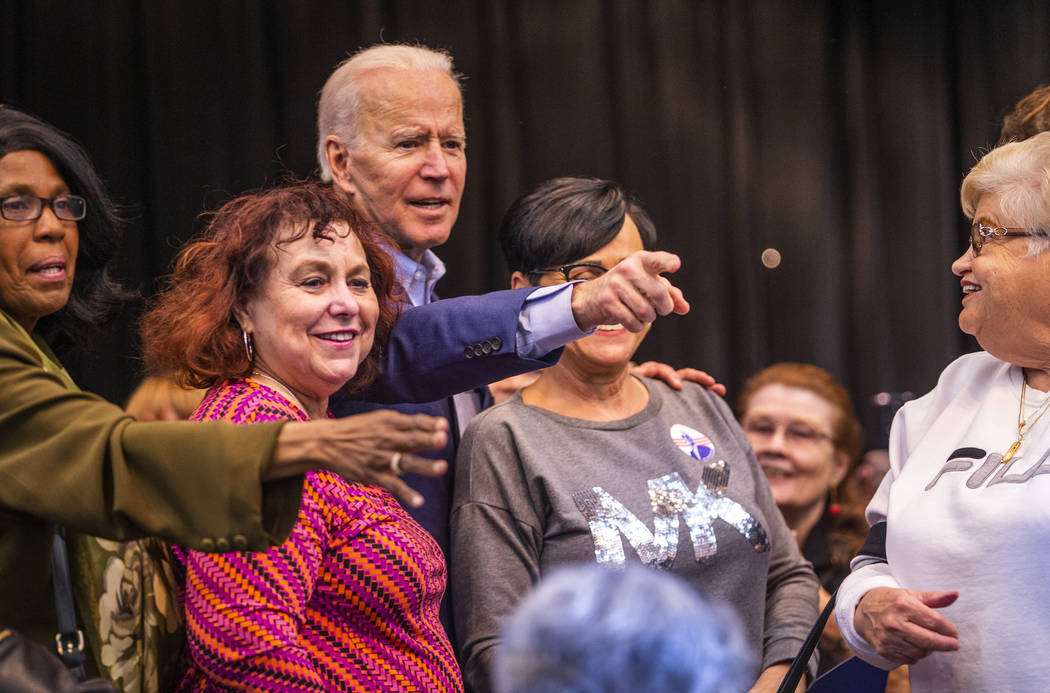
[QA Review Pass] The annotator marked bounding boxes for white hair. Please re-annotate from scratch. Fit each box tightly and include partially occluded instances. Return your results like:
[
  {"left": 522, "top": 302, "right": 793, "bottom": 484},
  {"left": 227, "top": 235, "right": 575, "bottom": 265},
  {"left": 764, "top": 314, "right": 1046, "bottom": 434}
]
[
  {"left": 493, "top": 564, "right": 754, "bottom": 693},
  {"left": 961, "top": 131, "right": 1050, "bottom": 255},
  {"left": 316, "top": 43, "right": 462, "bottom": 181}
]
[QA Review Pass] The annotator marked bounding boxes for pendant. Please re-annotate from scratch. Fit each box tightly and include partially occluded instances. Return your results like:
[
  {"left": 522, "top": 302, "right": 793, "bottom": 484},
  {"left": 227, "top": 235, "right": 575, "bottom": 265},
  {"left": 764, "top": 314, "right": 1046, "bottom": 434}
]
[{"left": 1002, "top": 439, "right": 1022, "bottom": 464}]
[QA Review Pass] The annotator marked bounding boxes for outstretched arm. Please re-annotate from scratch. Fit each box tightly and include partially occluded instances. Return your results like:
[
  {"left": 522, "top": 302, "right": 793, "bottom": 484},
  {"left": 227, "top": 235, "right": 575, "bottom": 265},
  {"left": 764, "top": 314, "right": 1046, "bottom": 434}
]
[
  {"left": 1, "top": 318, "right": 448, "bottom": 549},
  {"left": 271, "top": 411, "right": 448, "bottom": 508},
  {"left": 362, "top": 288, "right": 560, "bottom": 404},
  {"left": 357, "top": 250, "right": 690, "bottom": 405}
]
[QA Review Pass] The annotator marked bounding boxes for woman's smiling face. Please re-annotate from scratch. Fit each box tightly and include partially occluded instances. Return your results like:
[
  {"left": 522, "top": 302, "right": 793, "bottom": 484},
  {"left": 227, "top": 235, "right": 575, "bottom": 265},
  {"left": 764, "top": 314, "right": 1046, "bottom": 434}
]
[
  {"left": 541, "top": 215, "right": 650, "bottom": 372},
  {"left": 951, "top": 192, "right": 1050, "bottom": 366},
  {"left": 741, "top": 384, "right": 846, "bottom": 518},
  {"left": 237, "top": 221, "right": 378, "bottom": 408}
]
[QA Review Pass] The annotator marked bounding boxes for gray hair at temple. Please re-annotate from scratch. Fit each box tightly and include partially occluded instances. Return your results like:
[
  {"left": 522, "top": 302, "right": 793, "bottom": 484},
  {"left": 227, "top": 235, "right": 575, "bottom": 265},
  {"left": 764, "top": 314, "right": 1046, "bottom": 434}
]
[
  {"left": 493, "top": 564, "right": 753, "bottom": 693},
  {"left": 316, "top": 43, "right": 463, "bottom": 181},
  {"left": 961, "top": 131, "right": 1050, "bottom": 255}
]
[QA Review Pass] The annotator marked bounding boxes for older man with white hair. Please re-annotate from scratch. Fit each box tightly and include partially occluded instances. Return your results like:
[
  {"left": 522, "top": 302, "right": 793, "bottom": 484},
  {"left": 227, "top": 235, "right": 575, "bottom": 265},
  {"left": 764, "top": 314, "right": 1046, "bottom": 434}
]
[{"left": 319, "top": 44, "right": 695, "bottom": 565}]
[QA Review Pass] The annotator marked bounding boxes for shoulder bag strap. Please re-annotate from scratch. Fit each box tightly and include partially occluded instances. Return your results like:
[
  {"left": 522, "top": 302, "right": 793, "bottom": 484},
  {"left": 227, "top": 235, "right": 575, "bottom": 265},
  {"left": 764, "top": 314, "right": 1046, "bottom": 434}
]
[{"left": 51, "top": 529, "right": 88, "bottom": 680}]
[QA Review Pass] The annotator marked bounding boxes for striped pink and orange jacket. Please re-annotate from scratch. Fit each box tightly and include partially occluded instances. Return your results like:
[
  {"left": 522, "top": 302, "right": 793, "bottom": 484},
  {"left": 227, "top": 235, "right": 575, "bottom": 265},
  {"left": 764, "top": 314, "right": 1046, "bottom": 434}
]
[{"left": 174, "top": 379, "right": 462, "bottom": 692}]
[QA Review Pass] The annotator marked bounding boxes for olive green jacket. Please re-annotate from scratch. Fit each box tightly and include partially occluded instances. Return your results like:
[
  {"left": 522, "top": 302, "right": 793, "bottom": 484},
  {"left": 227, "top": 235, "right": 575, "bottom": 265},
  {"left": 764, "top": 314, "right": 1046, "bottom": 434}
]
[{"left": 0, "top": 312, "right": 303, "bottom": 648}]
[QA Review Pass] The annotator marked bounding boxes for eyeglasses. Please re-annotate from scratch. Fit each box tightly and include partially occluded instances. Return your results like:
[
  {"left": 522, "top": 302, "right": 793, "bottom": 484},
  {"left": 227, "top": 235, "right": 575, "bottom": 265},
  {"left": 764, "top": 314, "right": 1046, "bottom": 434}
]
[
  {"left": 742, "top": 418, "right": 833, "bottom": 448},
  {"left": 969, "top": 221, "right": 1034, "bottom": 256},
  {"left": 0, "top": 194, "right": 87, "bottom": 222},
  {"left": 527, "top": 262, "right": 608, "bottom": 283}
]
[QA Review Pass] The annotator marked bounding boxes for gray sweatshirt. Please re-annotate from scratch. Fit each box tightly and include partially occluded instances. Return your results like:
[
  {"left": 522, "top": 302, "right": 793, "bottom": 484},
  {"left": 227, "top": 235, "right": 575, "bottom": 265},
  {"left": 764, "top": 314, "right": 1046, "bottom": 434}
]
[{"left": 450, "top": 377, "right": 818, "bottom": 691}]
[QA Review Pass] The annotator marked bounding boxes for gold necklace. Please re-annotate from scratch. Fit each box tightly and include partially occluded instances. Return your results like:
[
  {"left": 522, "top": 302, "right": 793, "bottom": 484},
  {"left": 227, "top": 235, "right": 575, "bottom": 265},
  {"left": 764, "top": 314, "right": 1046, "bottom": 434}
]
[
  {"left": 1002, "top": 376, "right": 1050, "bottom": 464},
  {"left": 250, "top": 372, "right": 312, "bottom": 419}
]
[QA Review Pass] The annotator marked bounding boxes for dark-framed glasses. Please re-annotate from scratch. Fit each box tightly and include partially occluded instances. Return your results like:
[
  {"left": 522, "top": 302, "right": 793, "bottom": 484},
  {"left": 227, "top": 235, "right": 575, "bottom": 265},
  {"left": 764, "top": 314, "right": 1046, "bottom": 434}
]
[
  {"left": 0, "top": 194, "right": 87, "bottom": 222},
  {"left": 969, "top": 221, "right": 1034, "bottom": 256},
  {"left": 527, "top": 261, "right": 608, "bottom": 283},
  {"left": 742, "top": 418, "right": 833, "bottom": 448}
]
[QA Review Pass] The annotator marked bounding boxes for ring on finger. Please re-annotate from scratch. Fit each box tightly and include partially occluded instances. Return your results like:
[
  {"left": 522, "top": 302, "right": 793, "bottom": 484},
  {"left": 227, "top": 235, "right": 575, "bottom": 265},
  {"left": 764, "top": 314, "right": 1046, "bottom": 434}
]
[{"left": 390, "top": 452, "right": 403, "bottom": 475}]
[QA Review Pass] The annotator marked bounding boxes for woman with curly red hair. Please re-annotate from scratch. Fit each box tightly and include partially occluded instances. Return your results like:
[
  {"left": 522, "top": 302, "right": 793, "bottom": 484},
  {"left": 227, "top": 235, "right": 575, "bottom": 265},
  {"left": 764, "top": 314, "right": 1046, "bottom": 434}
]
[{"left": 140, "top": 182, "right": 461, "bottom": 692}]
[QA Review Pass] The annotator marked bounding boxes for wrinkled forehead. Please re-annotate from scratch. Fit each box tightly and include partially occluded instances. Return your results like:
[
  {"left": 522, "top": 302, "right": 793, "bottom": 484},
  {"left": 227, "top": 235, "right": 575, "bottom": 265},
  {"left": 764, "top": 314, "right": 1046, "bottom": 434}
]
[{"left": 356, "top": 68, "right": 465, "bottom": 131}]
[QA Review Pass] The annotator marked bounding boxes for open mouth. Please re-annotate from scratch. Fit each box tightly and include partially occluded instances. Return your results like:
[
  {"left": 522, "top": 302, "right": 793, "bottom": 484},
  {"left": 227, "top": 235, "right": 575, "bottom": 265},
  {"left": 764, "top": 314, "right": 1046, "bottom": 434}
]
[
  {"left": 596, "top": 324, "right": 624, "bottom": 332},
  {"left": 761, "top": 467, "right": 794, "bottom": 480},
  {"left": 29, "top": 258, "right": 67, "bottom": 279},
  {"left": 409, "top": 198, "right": 449, "bottom": 210}
]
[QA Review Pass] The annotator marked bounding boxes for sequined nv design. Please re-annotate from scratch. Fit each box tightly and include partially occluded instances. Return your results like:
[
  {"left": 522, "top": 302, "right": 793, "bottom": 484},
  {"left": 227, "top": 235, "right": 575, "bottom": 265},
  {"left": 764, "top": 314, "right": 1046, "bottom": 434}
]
[{"left": 571, "top": 425, "right": 770, "bottom": 568}]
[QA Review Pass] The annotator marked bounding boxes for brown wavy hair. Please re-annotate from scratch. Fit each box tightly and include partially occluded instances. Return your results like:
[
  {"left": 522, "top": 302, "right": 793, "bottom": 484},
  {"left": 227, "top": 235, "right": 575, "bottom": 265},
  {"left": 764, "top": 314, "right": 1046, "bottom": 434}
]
[
  {"left": 999, "top": 83, "right": 1050, "bottom": 146},
  {"left": 140, "top": 181, "right": 402, "bottom": 393}
]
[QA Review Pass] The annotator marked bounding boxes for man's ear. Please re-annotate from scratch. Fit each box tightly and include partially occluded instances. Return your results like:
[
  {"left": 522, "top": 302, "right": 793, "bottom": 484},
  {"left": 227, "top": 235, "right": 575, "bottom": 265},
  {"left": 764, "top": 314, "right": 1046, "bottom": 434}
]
[
  {"left": 510, "top": 271, "right": 533, "bottom": 290},
  {"left": 325, "top": 135, "right": 356, "bottom": 196}
]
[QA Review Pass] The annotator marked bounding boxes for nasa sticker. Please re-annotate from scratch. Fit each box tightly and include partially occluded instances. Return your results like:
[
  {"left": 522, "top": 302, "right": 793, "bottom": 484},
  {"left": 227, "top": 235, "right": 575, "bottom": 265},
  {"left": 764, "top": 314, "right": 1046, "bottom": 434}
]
[{"left": 670, "top": 424, "right": 714, "bottom": 461}]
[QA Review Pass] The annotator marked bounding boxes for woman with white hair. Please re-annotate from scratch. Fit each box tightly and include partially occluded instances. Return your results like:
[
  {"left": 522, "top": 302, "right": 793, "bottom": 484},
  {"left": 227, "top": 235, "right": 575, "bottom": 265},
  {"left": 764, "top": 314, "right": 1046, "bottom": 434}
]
[
  {"left": 836, "top": 131, "right": 1050, "bottom": 691},
  {"left": 494, "top": 564, "right": 752, "bottom": 693}
]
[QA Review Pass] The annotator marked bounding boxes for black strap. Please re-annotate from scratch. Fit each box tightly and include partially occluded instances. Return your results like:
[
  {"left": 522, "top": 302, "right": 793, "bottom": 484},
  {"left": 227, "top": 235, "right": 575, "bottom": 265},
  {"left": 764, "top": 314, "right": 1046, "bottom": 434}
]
[
  {"left": 777, "top": 589, "right": 836, "bottom": 693},
  {"left": 51, "top": 530, "right": 88, "bottom": 680}
]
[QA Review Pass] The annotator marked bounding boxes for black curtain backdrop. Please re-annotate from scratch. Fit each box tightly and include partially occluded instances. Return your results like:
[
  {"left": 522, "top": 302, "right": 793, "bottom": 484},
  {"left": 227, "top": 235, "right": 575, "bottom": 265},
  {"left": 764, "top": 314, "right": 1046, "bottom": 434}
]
[{"left": 3, "top": 0, "right": 1049, "bottom": 422}]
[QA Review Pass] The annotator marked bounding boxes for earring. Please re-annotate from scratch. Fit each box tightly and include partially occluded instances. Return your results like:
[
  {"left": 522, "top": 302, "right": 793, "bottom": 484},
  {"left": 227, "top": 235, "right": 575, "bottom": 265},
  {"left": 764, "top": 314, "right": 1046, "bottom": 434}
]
[
  {"left": 242, "top": 330, "right": 254, "bottom": 363},
  {"left": 828, "top": 486, "right": 841, "bottom": 518}
]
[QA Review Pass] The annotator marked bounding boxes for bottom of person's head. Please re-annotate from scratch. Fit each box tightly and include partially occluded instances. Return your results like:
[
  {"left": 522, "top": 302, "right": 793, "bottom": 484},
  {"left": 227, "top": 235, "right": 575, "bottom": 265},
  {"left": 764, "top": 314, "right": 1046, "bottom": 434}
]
[{"left": 493, "top": 563, "right": 754, "bottom": 693}]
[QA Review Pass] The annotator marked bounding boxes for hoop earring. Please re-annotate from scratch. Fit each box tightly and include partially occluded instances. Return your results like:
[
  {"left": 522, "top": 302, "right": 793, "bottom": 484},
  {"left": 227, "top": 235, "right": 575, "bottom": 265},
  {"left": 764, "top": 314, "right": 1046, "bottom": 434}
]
[{"left": 243, "top": 330, "right": 254, "bottom": 363}]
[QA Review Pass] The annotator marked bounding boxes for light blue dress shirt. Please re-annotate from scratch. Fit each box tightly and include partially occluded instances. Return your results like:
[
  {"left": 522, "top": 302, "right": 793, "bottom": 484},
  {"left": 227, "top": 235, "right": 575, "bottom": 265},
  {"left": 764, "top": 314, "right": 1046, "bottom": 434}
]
[{"left": 392, "top": 248, "right": 592, "bottom": 358}]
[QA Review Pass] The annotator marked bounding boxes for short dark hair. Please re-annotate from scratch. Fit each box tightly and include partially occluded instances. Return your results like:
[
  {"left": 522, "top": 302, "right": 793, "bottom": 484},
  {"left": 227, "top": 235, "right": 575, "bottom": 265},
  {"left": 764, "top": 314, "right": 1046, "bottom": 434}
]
[
  {"left": 0, "top": 106, "right": 129, "bottom": 350},
  {"left": 498, "top": 177, "right": 657, "bottom": 277}
]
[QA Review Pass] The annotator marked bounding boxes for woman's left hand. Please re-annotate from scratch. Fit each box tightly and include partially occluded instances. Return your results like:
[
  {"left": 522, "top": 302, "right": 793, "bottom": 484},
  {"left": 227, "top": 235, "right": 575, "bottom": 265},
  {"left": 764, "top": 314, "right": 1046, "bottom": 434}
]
[
  {"left": 630, "top": 361, "right": 726, "bottom": 395},
  {"left": 855, "top": 586, "right": 960, "bottom": 665}
]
